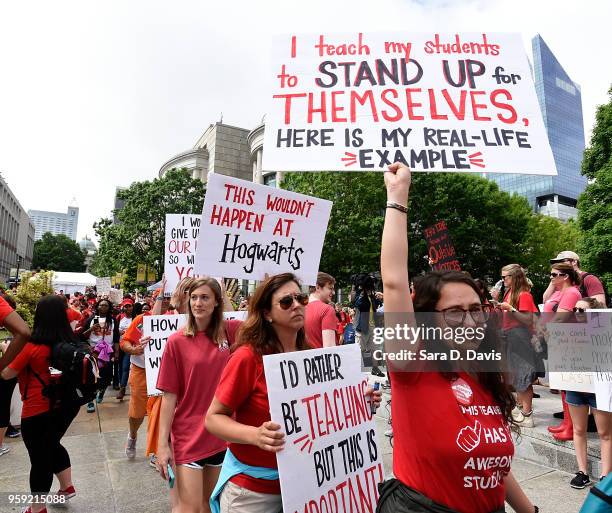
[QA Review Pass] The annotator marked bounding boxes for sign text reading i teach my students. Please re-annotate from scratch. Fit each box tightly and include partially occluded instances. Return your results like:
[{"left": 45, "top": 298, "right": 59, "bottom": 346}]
[{"left": 263, "top": 32, "right": 556, "bottom": 175}]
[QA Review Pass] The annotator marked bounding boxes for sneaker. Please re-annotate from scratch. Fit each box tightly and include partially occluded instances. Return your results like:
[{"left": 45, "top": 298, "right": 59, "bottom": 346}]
[
  {"left": 511, "top": 406, "right": 525, "bottom": 423},
  {"left": 86, "top": 402, "right": 95, "bottom": 413},
  {"left": 116, "top": 386, "right": 126, "bottom": 401},
  {"left": 126, "top": 434, "right": 137, "bottom": 459},
  {"left": 570, "top": 471, "right": 591, "bottom": 489},
  {"left": 56, "top": 485, "right": 76, "bottom": 500},
  {"left": 21, "top": 507, "right": 47, "bottom": 513},
  {"left": 149, "top": 454, "right": 159, "bottom": 471},
  {"left": 6, "top": 425, "right": 21, "bottom": 438},
  {"left": 371, "top": 367, "right": 386, "bottom": 378},
  {"left": 96, "top": 390, "right": 105, "bottom": 404},
  {"left": 517, "top": 409, "right": 534, "bottom": 428},
  {"left": 0, "top": 444, "right": 10, "bottom": 456},
  {"left": 600, "top": 475, "right": 607, "bottom": 481}
]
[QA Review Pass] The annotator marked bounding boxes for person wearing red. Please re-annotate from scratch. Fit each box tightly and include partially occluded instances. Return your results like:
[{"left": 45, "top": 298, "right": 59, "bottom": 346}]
[
  {"left": 1, "top": 295, "right": 81, "bottom": 513},
  {"left": 545, "top": 251, "right": 606, "bottom": 306},
  {"left": 304, "top": 271, "right": 337, "bottom": 349},
  {"left": 0, "top": 294, "right": 31, "bottom": 373},
  {"left": 157, "top": 277, "right": 240, "bottom": 513},
  {"left": 334, "top": 303, "right": 350, "bottom": 343},
  {"left": 115, "top": 298, "right": 135, "bottom": 401},
  {"left": 542, "top": 263, "right": 582, "bottom": 314},
  {"left": 497, "top": 264, "right": 539, "bottom": 428},
  {"left": 378, "top": 162, "right": 537, "bottom": 513}
]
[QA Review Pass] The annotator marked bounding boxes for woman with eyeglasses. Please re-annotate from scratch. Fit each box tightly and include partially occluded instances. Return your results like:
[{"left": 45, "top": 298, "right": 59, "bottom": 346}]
[
  {"left": 497, "top": 265, "right": 539, "bottom": 428},
  {"left": 156, "top": 277, "right": 239, "bottom": 513},
  {"left": 378, "top": 163, "right": 537, "bottom": 513}
]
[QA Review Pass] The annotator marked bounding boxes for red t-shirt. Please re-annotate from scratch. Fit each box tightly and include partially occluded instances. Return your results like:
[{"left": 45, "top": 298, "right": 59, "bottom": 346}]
[
  {"left": 9, "top": 343, "right": 52, "bottom": 419},
  {"left": 304, "top": 300, "right": 338, "bottom": 349},
  {"left": 543, "top": 287, "right": 582, "bottom": 313},
  {"left": 215, "top": 345, "right": 281, "bottom": 494},
  {"left": 156, "top": 320, "right": 240, "bottom": 464},
  {"left": 390, "top": 371, "right": 513, "bottom": 513},
  {"left": 580, "top": 272, "right": 605, "bottom": 298},
  {"left": 502, "top": 290, "right": 538, "bottom": 330},
  {"left": 0, "top": 296, "right": 13, "bottom": 326}
]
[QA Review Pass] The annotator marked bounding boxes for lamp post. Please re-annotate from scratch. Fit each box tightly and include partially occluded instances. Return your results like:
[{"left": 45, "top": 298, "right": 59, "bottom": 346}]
[{"left": 16, "top": 255, "right": 22, "bottom": 284}]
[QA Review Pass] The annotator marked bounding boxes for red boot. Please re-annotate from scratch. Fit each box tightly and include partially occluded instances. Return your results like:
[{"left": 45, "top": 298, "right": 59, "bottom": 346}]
[
  {"left": 548, "top": 392, "right": 570, "bottom": 433},
  {"left": 552, "top": 393, "right": 574, "bottom": 441}
]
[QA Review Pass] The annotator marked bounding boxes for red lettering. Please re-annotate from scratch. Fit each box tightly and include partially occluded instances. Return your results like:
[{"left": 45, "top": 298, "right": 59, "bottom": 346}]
[
  {"left": 470, "top": 91, "right": 491, "bottom": 121},
  {"left": 491, "top": 89, "right": 518, "bottom": 124}
]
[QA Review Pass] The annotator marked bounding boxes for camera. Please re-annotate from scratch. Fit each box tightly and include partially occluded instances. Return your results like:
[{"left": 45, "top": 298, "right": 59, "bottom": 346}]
[{"left": 351, "top": 272, "right": 380, "bottom": 293}]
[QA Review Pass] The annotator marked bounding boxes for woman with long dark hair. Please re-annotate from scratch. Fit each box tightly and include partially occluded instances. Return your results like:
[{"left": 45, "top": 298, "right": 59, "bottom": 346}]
[
  {"left": 378, "top": 163, "right": 537, "bottom": 513},
  {"left": 498, "top": 264, "right": 539, "bottom": 427},
  {"left": 1, "top": 295, "right": 81, "bottom": 513},
  {"left": 80, "top": 298, "right": 117, "bottom": 412}
]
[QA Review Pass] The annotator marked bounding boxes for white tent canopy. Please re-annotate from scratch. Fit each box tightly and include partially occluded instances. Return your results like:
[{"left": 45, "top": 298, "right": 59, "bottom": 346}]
[{"left": 52, "top": 272, "right": 97, "bottom": 295}]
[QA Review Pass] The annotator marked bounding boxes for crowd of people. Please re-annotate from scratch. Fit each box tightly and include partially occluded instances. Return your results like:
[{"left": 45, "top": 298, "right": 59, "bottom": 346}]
[{"left": 0, "top": 163, "right": 610, "bottom": 513}]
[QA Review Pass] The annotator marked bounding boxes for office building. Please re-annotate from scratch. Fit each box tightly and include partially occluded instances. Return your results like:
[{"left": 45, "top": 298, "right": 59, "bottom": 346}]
[
  {"left": 0, "top": 174, "right": 35, "bottom": 282},
  {"left": 489, "top": 34, "right": 587, "bottom": 221},
  {"left": 28, "top": 205, "right": 79, "bottom": 241}
]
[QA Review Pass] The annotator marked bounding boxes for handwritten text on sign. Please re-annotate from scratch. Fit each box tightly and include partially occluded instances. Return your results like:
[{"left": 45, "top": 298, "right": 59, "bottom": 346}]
[
  {"left": 96, "top": 277, "right": 111, "bottom": 296},
  {"left": 194, "top": 173, "right": 331, "bottom": 285},
  {"left": 264, "top": 345, "right": 383, "bottom": 513},
  {"left": 164, "top": 214, "right": 201, "bottom": 296},
  {"left": 424, "top": 220, "right": 461, "bottom": 271},
  {"left": 263, "top": 32, "right": 556, "bottom": 175}
]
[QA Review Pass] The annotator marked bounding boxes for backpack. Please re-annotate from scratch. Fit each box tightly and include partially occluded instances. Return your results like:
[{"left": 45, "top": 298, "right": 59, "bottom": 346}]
[
  {"left": 50, "top": 340, "right": 100, "bottom": 405},
  {"left": 579, "top": 473, "right": 612, "bottom": 513},
  {"left": 343, "top": 323, "right": 356, "bottom": 345},
  {"left": 579, "top": 272, "right": 612, "bottom": 308}
]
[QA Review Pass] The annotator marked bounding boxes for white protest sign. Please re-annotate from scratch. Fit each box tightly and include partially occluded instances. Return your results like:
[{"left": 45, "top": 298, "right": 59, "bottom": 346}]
[
  {"left": 164, "top": 214, "right": 201, "bottom": 297},
  {"left": 143, "top": 314, "right": 187, "bottom": 396},
  {"left": 194, "top": 173, "right": 332, "bottom": 285},
  {"left": 263, "top": 32, "right": 556, "bottom": 175},
  {"left": 143, "top": 311, "right": 247, "bottom": 396},
  {"left": 263, "top": 345, "right": 383, "bottom": 513},
  {"left": 109, "top": 289, "right": 123, "bottom": 305},
  {"left": 548, "top": 373, "right": 595, "bottom": 393},
  {"left": 96, "top": 277, "right": 111, "bottom": 296}
]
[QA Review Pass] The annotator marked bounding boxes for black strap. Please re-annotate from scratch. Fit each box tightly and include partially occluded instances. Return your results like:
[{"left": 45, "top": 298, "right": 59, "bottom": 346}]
[
  {"left": 23, "top": 366, "right": 50, "bottom": 401},
  {"left": 590, "top": 486, "right": 612, "bottom": 505}
]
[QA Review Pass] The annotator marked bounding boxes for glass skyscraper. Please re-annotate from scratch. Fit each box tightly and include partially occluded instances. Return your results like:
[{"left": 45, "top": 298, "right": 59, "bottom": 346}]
[{"left": 489, "top": 35, "right": 586, "bottom": 221}]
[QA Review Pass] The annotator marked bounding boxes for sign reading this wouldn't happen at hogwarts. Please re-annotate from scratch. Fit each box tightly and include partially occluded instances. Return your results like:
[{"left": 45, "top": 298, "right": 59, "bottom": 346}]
[
  {"left": 194, "top": 173, "right": 331, "bottom": 285},
  {"left": 262, "top": 32, "right": 556, "bottom": 175}
]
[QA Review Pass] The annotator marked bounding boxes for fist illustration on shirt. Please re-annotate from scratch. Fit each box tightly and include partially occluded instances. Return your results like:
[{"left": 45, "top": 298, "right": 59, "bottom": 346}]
[{"left": 456, "top": 420, "right": 482, "bottom": 453}]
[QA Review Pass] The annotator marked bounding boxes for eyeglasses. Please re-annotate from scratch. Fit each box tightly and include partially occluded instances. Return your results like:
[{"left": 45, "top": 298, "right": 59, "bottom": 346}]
[
  {"left": 277, "top": 293, "right": 309, "bottom": 310},
  {"left": 550, "top": 272, "right": 567, "bottom": 278},
  {"left": 573, "top": 307, "right": 587, "bottom": 313},
  {"left": 434, "top": 305, "right": 492, "bottom": 326}
]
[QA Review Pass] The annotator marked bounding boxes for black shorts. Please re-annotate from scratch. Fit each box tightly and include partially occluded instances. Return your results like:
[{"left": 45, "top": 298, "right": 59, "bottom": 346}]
[{"left": 181, "top": 450, "right": 226, "bottom": 469}]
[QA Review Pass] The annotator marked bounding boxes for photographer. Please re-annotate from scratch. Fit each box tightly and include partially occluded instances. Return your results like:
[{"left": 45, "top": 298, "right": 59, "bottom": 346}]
[{"left": 350, "top": 273, "right": 384, "bottom": 377}]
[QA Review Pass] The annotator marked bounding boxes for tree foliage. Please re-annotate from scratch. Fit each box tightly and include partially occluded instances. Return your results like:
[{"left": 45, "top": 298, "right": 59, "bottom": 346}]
[
  {"left": 577, "top": 86, "right": 612, "bottom": 290},
  {"left": 91, "top": 168, "right": 205, "bottom": 289},
  {"left": 283, "top": 172, "right": 540, "bottom": 287},
  {"left": 32, "top": 233, "right": 86, "bottom": 272},
  {"left": 6, "top": 271, "right": 54, "bottom": 327}
]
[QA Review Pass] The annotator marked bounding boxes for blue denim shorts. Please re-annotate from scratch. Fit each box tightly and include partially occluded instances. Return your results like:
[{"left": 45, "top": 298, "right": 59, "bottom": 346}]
[{"left": 565, "top": 391, "right": 597, "bottom": 409}]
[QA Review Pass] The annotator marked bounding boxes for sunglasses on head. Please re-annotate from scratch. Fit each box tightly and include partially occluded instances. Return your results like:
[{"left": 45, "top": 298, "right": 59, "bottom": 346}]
[
  {"left": 278, "top": 293, "right": 309, "bottom": 310},
  {"left": 550, "top": 272, "right": 567, "bottom": 278}
]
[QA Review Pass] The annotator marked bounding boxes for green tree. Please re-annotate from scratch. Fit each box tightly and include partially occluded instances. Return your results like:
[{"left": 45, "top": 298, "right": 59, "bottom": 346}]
[
  {"left": 6, "top": 271, "right": 54, "bottom": 327},
  {"left": 282, "top": 172, "right": 535, "bottom": 287},
  {"left": 91, "top": 168, "right": 205, "bottom": 289},
  {"left": 32, "top": 233, "right": 86, "bottom": 272},
  {"left": 577, "top": 86, "right": 612, "bottom": 291}
]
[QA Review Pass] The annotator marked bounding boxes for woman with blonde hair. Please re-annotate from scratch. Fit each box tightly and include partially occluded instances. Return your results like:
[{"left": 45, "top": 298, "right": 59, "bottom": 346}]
[
  {"left": 156, "top": 277, "right": 241, "bottom": 513},
  {"left": 498, "top": 264, "right": 539, "bottom": 427}
]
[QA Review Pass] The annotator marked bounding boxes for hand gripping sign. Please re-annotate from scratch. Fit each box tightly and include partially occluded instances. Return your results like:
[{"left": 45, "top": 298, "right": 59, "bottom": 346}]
[{"left": 263, "top": 32, "right": 556, "bottom": 175}]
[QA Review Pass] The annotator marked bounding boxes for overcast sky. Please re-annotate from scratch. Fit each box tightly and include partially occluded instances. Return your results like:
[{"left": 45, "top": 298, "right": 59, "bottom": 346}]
[{"left": 1, "top": 0, "right": 610, "bottom": 243}]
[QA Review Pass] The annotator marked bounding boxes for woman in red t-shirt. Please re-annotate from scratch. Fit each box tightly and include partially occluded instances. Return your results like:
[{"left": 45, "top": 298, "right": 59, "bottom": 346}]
[
  {"left": 1, "top": 295, "right": 81, "bottom": 513},
  {"left": 206, "top": 273, "right": 313, "bottom": 512},
  {"left": 498, "top": 264, "right": 539, "bottom": 427},
  {"left": 156, "top": 277, "right": 239, "bottom": 513},
  {"left": 379, "top": 163, "right": 537, "bottom": 513}
]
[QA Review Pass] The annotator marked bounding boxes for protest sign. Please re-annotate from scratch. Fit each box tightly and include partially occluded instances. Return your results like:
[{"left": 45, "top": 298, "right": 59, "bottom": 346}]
[
  {"left": 143, "top": 311, "right": 247, "bottom": 395},
  {"left": 263, "top": 32, "right": 556, "bottom": 175},
  {"left": 548, "top": 373, "right": 595, "bottom": 393},
  {"left": 109, "top": 289, "right": 123, "bottom": 305},
  {"left": 423, "top": 220, "right": 460, "bottom": 271},
  {"left": 164, "top": 214, "right": 201, "bottom": 296},
  {"left": 96, "top": 277, "right": 111, "bottom": 296},
  {"left": 194, "top": 173, "right": 332, "bottom": 284},
  {"left": 263, "top": 345, "right": 383, "bottom": 513}
]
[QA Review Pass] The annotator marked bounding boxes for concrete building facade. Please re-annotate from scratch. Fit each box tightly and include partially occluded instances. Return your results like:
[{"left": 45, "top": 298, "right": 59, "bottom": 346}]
[
  {"left": 0, "top": 175, "right": 35, "bottom": 283},
  {"left": 28, "top": 206, "right": 79, "bottom": 241}
]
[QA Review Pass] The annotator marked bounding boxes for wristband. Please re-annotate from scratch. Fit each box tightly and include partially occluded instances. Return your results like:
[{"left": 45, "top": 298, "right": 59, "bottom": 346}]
[{"left": 386, "top": 201, "right": 408, "bottom": 214}]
